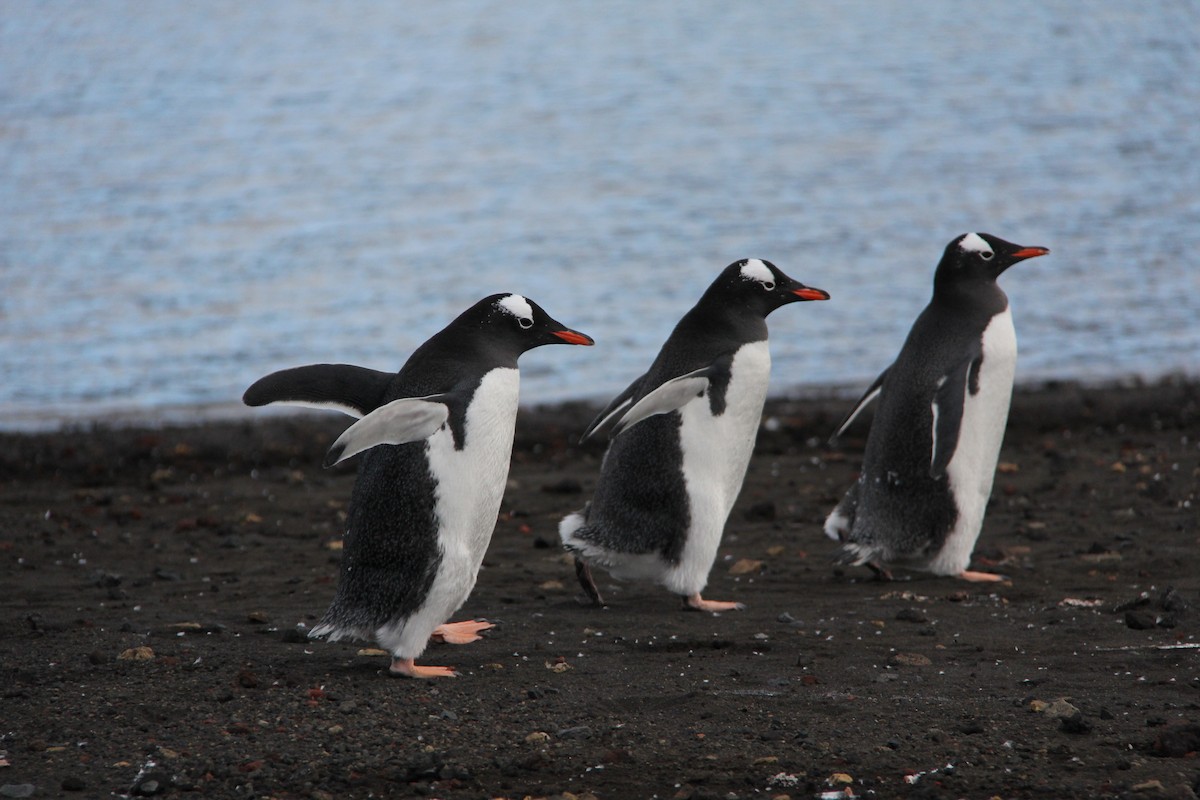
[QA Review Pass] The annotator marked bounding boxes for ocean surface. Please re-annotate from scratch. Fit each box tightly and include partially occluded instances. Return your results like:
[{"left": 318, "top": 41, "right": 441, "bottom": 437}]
[{"left": 3, "top": 2, "right": 1198, "bottom": 431}]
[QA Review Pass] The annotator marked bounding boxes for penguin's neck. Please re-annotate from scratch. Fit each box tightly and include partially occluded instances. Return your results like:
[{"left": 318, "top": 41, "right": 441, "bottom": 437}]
[
  {"left": 931, "top": 280, "right": 1009, "bottom": 318},
  {"left": 686, "top": 297, "right": 769, "bottom": 345}
]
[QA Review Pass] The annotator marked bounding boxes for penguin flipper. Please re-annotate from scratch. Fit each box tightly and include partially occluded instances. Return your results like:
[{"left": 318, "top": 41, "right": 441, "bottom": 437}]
[
  {"left": 579, "top": 374, "right": 646, "bottom": 442},
  {"left": 829, "top": 366, "right": 890, "bottom": 443},
  {"left": 323, "top": 394, "right": 452, "bottom": 467},
  {"left": 930, "top": 353, "right": 981, "bottom": 479},
  {"left": 612, "top": 358, "right": 733, "bottom": 437},
  {"left": 243, "top": 364, "right": 394, "bottom": 418}
]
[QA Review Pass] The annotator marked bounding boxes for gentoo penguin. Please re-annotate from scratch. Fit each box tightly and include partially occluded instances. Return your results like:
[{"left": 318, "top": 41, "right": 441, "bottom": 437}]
[
  {"left": 244, "top": 294, "right": 593, "bottom": 677},
  {"left": 825, "top": 233, "right": 1048, "bottom": 581},
  {"left": 560, "top": 260, "right": 829, "bottom": 611}
]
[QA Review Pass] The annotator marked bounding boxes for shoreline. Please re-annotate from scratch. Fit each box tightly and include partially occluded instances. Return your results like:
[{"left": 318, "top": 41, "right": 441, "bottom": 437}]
[{"left": 1, "top": 371, "right": 1196, "bottom": 438}]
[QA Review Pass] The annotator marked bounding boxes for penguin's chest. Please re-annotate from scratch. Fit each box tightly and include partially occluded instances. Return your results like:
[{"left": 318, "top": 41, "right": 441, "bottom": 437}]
[
  {"left": 425, "top": 369, "right": 519, "bottom": 565},
  {"left": 947, "top": 309, "right": 1016, "bottom": 502},
  {"left": 678, "top": 341, "right": 771, "bottom": 515}
]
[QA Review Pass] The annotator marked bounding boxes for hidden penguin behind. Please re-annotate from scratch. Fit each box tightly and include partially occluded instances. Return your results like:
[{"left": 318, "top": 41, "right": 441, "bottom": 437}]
[
  {"left": 244, "top": 294, "right": 593, "bottom": 677},
  {"left": 825, "top": 233, "right": 1049, "bottom": 581},
  {"left": 561, "top": 259, "right": 829, "bottom": 611}
]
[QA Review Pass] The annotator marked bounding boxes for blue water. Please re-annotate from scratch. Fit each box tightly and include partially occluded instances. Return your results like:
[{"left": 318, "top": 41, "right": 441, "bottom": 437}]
[{"left": 3, "top": 2, "right": 1198, "bottom": 430}]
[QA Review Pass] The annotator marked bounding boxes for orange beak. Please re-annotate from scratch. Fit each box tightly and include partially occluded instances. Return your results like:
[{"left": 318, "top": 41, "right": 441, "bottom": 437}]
[{"left": 553, "top": 330, "right": 595, "bottom": 346}]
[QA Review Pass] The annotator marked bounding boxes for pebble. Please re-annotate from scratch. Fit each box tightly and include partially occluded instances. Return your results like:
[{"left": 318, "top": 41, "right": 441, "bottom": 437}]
[
  {"left": 61, "top": 776, "right": 87, "bottom": 791},
  {"left": 1060, "top": 712, "right": 1093, "bottom": 734},
  {"left": 1041, "top": 699, "right": 1080, "bottom": 720},
  {"left": 524, "top": 731, "right": 550, "bottom": 744},
  {"left": 118, "top": 646, "right": 155, "bottom": 661},
  {"left": 894, "top": 608, "right": 928, "bottom": 623},
  {"left": 888, "top": 652, "right": 932, "bottom": 667},
  {"left": 1125, "top": 610, "right": 1158, "bottom": 630},
  {"left": 728, "top": 558, "right": 764, "bottom": 576},
  {"left": 0, "top": 786, "right": 35, "bottom": 799}
]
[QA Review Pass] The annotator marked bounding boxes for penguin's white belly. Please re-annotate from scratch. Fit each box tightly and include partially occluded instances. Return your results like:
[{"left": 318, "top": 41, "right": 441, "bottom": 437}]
[
  {"left": 930, "top": 311, "right": 1015, "bottom": 575},
  {"left": 667, "top": 341, "right": 771, "bottom": 594},
  {"left": 377, "top": 368, "right": 519, "bottom": 654}
]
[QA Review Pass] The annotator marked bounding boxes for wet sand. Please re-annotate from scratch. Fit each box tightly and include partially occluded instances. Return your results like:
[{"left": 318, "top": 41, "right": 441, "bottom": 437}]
[{"left": 1, "top": 380, "right": 1197, "bottom": 799}]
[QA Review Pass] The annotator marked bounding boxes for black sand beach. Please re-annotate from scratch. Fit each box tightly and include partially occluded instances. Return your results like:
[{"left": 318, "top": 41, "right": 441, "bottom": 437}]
[{"left": 2, "top": 380, "right": 1198, "bottom": 799}]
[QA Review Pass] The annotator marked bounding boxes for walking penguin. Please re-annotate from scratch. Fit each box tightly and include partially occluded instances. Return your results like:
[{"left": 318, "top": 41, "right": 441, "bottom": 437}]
[
  {"left": 560, "top": 259, "right": 829, "bottom": 611},
  {"left": 244, "top": 294, "right": 593, "bottom": 676},
  {"left": 825, "top": 233, "right": 1048, "bottom": 581}
]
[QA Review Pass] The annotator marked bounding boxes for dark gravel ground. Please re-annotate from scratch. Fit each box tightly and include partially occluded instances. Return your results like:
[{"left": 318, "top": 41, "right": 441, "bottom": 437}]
[{"left": 2, "top": 380, "right": 1198, "bottom": 800}]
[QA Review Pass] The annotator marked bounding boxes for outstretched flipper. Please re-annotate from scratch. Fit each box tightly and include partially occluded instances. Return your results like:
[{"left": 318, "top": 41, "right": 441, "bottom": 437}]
[
  {"left": 930, "top": 349, "right": 982, "bottom": 479},
  {"left": 243, "top": 364, "right": 395, "bottom": 418},
  {"left": 829, "top": 366, "right": 890, "bottom": 443},
  {"left": 579, "top": 374, "right": 646, "bottom": 442},
  {"left": 324, "top": 393, "right": 453, "bottom": 467},
  {"left": 609, "top": 354, "right": 735, "bottom": 437}
]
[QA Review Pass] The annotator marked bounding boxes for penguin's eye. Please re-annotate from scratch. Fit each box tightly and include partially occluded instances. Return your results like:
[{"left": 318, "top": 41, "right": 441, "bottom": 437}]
[
  {"left": 761, "top": 281, "right": 776, "bottom": 291},
  {"left": 979, "top": 251, "right": 994, "bottom": 261},
  {"left": 518, "top": 317, "right": 533, "bottom": 330}
]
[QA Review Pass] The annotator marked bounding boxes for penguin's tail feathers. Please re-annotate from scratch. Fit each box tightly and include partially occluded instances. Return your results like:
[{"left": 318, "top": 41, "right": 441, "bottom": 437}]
[
  {"left": 558, "top": 503, "right": 591, "bottom": 549},
  {"left": 823, "top": 506, "right": 853, "bottom": 542},
  {"left": 832, "top": 541, "right": 877, "bottom": 567},
  {"left": 308, "top": 620, "right": 372, "bottom": 644}
]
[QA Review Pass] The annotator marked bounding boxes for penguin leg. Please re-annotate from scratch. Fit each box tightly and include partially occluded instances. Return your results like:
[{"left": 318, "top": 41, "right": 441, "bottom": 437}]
[
  {"left": 683, "top": 593, "right": 745, "bottom": 613},
  {"left": 430, "top": 620, "right": 494, "bottom": 644},
  {"left": 574, "top": 557, "right": 606, "bottom": 607},
  {"left": 389, "top": 658, "right": 457, "bottom": 679},
  {"left": 956, "top": 570, "right": 1007, "bottom": 583},
  {"left": 867, "top": 560, "right": 894, "bottom": 581}
]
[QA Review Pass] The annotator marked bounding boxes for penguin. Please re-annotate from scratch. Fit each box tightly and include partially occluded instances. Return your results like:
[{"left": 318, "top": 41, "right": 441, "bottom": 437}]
[
  {"left": 824, "top": 233, "right": 1049, "bottom": 581},
  {"left": 560, "top": 259, "right": 829, "bottom": 611},
  {"left": 243, "top": 294, "right": 593, "bottom": 677}
]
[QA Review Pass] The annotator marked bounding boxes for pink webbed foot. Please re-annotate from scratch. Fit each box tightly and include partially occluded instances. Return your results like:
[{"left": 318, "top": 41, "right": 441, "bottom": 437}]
[
  {"left": 430, "top": 619, "right": 494, "bottom": 645},
  {"left": 389, "top": 658, "right": 458, "bottom": 678},
  {"left": 684, "top": 593, "right": 745, "bottom": 613},
  {"left": 957, "top": 570, "right": 1008, "bottom": 583}
]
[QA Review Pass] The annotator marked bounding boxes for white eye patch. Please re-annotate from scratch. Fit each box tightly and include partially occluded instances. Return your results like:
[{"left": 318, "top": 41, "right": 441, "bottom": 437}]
[
  {"left": 739, "top": 258, "right": 775, "bottom": 286},
  {"left": 959, "top": 233, "right": 993, "bottom": 257},
  {"left": 497, "top": 294, "right": 535, "bottom": 328}
]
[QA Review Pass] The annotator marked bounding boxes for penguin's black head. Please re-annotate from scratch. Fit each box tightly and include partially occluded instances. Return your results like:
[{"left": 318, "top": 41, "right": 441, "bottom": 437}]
[
  {"left": 464, "top": 294, "right": 594, "bottom": 360},
  {"left": 937, "top": 233, "right": 1050, "bottom": 287},
  {"left": 710, "top": 258, "right": 831, "bottom": 317}
]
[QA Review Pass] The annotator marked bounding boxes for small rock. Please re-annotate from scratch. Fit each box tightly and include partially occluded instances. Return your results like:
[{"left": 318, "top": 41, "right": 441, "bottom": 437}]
[
  {"left": 1042, "top": 699, "right": 1081, "bottom": 720},
  {"left": 0, "top": 786, "right": 35, "bottom": 799},
  {"left": 61, "top": 775, "right": 87, "bottom": 791},
  {"left": 246, "top": 610, "right": 270, "bottom": 624},
  {"left": 888, "top": 652, "right": 932, "bottom": 667},
  {"left": 525, "top": 731, "right": 551, "bottom": 744},
  {"left": 1152, "top": 722, "right": 1200, "bottom": 757},
  {"left": 1125, "top": 610, "right": 1158, "bottom": 630},
  {"left": 131, "top": 772, "right": 169, "bottom": 796},
  {"left": 894, "top": 608, "right": 928, "bottom": 623},
  {"left": 118, "top": 646, "right": 155, "bottom": 661},
  {"left": 827, "top": 772, "right": 853, "bottom": 786},
  {"left": 729, "top": 558, "right": 764, "bottom": 576},
  {"left": 1131, "top": 780, "right": 1165, "bottom": 794},
  {"left": 281, "top": 628, "right": 309, "bottom": 644},
  {"left": 1060, "top": 712, "right": 1094, "bottom": 735}
]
